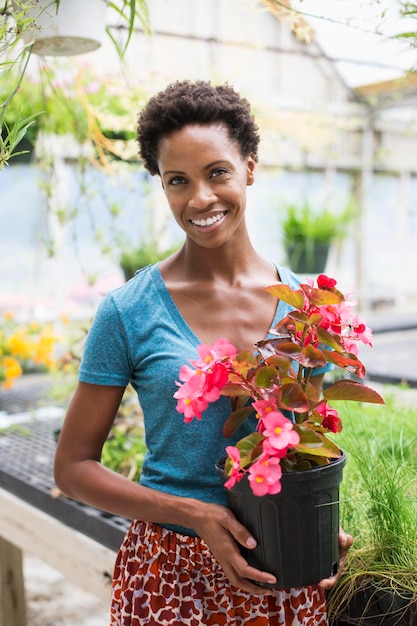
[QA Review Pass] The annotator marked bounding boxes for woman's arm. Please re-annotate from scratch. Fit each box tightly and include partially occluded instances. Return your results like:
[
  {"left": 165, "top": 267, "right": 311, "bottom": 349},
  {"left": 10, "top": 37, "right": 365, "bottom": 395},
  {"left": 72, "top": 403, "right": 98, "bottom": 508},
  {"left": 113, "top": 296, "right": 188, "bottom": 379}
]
[{"left": 54, "top": 382, "right": 277, "bottom": 594}]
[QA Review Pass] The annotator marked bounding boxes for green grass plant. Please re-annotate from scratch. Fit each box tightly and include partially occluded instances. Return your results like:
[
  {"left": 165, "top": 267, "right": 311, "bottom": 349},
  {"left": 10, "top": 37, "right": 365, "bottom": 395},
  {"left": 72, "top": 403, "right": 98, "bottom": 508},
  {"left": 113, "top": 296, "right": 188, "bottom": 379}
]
[
  {"left": 281, "top": 201, "right": 354, "bottom": 247},
  {"left": 327, "top": 386, "right": 417, "bottom": 619}
]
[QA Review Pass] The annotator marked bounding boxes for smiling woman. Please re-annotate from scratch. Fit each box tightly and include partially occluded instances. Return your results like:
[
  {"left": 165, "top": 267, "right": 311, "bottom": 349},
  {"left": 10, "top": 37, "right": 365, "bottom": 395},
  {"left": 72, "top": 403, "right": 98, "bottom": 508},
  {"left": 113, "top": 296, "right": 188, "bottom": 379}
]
[{"left": 54, "top": 80, "right": 352, "bottom": 626}]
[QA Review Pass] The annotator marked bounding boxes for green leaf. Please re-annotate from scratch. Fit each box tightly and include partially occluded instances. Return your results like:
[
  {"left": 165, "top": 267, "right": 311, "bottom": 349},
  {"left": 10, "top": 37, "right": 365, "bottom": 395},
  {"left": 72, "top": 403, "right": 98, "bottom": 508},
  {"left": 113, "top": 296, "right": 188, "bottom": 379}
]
[
  {"left": 265, "top": 284, "right": 305, "bottom": 309},
  {"left": 288, "top": 310, "right": 323, "bottom": 326},
  {"left": 294, "top": 424, "right": 323, "bottom": 447},
  {"left": 235, "top": 432, "right": 264, "bottom": 468},
  {"left": 107, "top": 0, "right": 152, "bottom": 57},
  {"left": 293, "top": 426, "right": 341, "bottom": 458},
  {"left": 222, "top": 406, "right": 256, "bottom": 438},
  {"left": 288, "top": 310, "right": 309, "bottom": 324},
  {"left": 316, "top": 326, "right": 344, "bottom": 352},
  {"left": 232, "top": 350, "right": 259, "bottom": 376},
  {"left": 255, "top": 365, "right": 279, "bottom": 388},
  {"left": 324, "top": 379, "right": 385, "bottom": 404}
]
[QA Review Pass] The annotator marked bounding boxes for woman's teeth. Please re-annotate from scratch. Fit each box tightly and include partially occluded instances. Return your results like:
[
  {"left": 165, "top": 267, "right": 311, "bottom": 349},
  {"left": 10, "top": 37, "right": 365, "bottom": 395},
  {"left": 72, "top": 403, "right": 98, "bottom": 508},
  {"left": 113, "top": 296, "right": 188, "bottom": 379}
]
[{"left": 191, "top": 213, "right": 224, "bottom": 227}]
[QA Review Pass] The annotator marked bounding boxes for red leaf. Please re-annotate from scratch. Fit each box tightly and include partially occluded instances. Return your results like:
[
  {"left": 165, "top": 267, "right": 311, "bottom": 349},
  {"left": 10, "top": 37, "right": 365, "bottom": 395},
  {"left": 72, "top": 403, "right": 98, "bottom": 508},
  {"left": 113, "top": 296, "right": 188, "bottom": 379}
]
[
  {"left": 256, "top": 338, "right": 299, "bottom": 361},
  {"left": 323, "top": 379, "right": 385, "bottom": 404},
  {"left": 300, "top": 284, "right": 344, "bottom": 306},
  {"left": 280, "top": 381, "right": 309, "bottom": 412},
  {"left": 323, "top": 349, "right": 366, "bottom": 378},
  {"left": 222, "top": 406, "right": 256, "bottom": 438},
  {"left": 298, "top": 344, "right": 327, "bottom": 369}
]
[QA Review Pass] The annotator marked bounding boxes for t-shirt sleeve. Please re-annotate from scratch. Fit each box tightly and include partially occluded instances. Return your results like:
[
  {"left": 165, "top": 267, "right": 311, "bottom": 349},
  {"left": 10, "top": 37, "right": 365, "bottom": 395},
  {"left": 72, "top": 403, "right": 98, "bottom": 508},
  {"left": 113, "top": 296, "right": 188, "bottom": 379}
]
[{"left": 78, "top": 294, "right": 132, "bottom": 387}]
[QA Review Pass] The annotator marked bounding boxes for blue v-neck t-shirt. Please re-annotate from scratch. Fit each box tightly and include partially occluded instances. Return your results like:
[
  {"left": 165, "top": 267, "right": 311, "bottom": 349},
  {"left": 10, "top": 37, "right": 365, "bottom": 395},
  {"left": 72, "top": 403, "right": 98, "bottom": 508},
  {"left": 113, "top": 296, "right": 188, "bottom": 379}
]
[{"left": 78, "top": 263, "right": 326, "bottom": 535}]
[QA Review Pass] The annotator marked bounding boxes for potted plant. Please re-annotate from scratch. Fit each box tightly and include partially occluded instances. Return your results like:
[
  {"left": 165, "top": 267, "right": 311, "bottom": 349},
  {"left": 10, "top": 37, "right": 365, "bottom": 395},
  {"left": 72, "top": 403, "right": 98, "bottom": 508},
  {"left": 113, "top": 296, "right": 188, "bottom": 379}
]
[
  {"left": 0, "top": 65, "right": 91, "bottom": 164},
  {"left": 174, "top": 273, "right": 384, "bottom": 588},
  {"left": 282, "top": 201, "right": 354, "bottom": 274},
  {"left": 11, "top": 0, "right": 151, "bottom": 57},
  {"left": 0, "top": 0, "right": 150, "bottom": 167},
  {"left": 327, "top": 396, "right": 417, "bottom": 625},
  {"left": 120, "top": 242, "right": 180, "bottom": 281},
  {"left": 0, "top": 64, "right": 45, "bottom": 164}
]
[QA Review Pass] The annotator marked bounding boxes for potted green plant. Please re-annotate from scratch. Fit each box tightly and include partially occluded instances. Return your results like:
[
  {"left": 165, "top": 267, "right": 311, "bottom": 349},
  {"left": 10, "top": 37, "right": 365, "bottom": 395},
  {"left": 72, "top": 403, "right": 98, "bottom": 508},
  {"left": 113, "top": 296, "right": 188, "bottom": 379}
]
[
  {"left": 0, "top": 63, "right": 92, "bottom": 158},
  {"left": 327, "top": 396, "right": 417, "bottom": 625},
  {"left": 0, "top": 0, "right": 150, "bottom": 167},
  {"left": 120, "top": 241, "right": 179, "bottom": 281},
  {"left": 282, "top": 201, "right": 354, "bottom": 274},
  {"left": 174, "top": 273, "right": 384, "bottom": 588},
  {"left": 0, "top": 65, "right": 45, "bottom": 164}
]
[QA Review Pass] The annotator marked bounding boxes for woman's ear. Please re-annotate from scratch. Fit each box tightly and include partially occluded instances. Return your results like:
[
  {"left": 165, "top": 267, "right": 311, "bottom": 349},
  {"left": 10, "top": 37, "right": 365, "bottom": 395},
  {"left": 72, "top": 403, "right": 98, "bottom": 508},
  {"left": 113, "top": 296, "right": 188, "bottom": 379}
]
[{"left": 246, "top": 154, "right": 256, "bottom": 186}]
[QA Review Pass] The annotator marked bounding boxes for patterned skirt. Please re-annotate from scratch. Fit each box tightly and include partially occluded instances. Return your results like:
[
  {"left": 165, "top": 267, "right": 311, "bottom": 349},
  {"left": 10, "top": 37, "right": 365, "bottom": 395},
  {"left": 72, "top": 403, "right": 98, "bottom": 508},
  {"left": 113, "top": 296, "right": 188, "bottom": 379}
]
[{"left": 111, "top": 520, "right": 327, "bottom": 626}]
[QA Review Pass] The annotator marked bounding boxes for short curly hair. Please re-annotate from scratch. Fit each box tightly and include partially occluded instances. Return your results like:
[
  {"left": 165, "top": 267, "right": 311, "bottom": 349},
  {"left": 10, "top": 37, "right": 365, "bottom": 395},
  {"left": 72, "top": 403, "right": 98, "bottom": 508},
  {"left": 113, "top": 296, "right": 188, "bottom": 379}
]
[{"left": 137, "top": 80, "right": 260, "bottom": 175}]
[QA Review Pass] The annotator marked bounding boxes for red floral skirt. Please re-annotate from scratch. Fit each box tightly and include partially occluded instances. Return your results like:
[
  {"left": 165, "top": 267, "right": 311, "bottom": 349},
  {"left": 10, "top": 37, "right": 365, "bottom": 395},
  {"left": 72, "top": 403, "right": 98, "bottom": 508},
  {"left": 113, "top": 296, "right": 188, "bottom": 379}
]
[{"left": 110, "top": 520, "right": 327, "bottom": 626}]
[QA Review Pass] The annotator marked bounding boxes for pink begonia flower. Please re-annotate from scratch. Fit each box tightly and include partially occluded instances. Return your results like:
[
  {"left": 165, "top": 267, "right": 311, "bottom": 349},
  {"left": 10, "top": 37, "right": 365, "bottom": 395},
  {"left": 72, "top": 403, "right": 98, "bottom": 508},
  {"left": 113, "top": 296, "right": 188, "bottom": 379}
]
[
  {"left": 261, "top": 411, "right": 300, "bottom": 452},
  {"left": 224, "top": 445, "right": 243, "bottom": 489},
  {"left": 351, "top": 317, "right": 373, "bottom": 346},
  {"left": 262, "top": 438, "right": 290, "bottom": 458},
  {"left": 211, "top": 338, "right": 238, "bottom": 359},
  {"left": 205, "top": 361, "right": 229, "bottom": 391},
  {"left": 316, "top": 402, "right": 342, "bottom": 433},
  {"left": 253, "top": 398, "right": 278, "bottom": 418},
  {"left": 193, "top": 338, "right": 237, "bottom": 369},
  {"left": 248, "top": 455, "right": 283, "bottom": 496},
  {"left": 174, "top": 374, "right": 210, "bottom": 421},
  {"left": 341, "top": 337, "right": 360, "bottom": 356},
  {"left": 178, "top": 363, "right": 199, "bottom": 382}
]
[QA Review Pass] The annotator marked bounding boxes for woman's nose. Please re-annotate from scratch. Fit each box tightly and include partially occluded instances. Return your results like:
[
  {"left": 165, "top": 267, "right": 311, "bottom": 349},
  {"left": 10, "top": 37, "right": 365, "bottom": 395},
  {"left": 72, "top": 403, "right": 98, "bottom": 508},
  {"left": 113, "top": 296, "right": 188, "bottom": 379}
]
[{"left": 188, "top": 181, "right": 216, "bottom": 209}]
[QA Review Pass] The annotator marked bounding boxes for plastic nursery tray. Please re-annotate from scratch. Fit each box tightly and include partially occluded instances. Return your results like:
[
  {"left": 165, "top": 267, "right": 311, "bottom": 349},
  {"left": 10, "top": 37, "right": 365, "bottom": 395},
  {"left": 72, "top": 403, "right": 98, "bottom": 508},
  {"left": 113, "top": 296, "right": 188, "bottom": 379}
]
[{"left": 0, "top": 416, "right": 129, "bottom": 551}]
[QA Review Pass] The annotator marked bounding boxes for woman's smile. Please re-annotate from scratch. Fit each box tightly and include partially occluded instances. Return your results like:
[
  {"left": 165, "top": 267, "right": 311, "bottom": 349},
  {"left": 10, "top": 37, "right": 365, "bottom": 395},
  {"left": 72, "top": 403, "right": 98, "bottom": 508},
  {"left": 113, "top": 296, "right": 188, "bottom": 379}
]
[{"left": 190, "top": 211, "right": 226, "bottom": 228}]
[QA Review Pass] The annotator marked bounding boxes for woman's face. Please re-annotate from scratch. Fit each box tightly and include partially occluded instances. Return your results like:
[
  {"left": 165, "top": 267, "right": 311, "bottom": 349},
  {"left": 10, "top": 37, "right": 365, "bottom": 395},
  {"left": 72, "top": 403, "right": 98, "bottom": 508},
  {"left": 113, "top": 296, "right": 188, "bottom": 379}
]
[{"left": 157, "top": 123, "right": 256, "bottom": 249}]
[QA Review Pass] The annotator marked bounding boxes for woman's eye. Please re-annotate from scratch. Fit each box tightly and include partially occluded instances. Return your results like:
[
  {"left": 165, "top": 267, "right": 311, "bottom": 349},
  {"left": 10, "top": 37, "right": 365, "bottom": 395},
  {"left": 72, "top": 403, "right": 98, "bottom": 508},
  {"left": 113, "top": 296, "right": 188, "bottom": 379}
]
[
  {"left": 211, "top": 167, "right": 229, "bottom": 179},
  {"left": 168, "top": 175, "right": 186, "bottom": 186}
]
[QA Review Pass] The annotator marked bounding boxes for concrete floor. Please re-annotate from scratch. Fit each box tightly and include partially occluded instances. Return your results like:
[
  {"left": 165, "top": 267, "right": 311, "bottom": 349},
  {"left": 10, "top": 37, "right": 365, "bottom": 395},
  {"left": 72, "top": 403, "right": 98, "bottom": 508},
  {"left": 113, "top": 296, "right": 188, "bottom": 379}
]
[{"left": 24, "top": 555, "right": 110, "bottom": 626}]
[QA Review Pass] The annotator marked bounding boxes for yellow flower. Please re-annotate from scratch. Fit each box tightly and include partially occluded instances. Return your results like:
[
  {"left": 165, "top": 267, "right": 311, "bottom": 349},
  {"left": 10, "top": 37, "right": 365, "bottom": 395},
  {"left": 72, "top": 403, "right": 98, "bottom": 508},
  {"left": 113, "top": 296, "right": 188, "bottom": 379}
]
[
  {"left": 1, "top": 356, "right": 23, "bottom": 388},
  {"left": 0, "top": 315, "right": 59, "bottom": 386}
]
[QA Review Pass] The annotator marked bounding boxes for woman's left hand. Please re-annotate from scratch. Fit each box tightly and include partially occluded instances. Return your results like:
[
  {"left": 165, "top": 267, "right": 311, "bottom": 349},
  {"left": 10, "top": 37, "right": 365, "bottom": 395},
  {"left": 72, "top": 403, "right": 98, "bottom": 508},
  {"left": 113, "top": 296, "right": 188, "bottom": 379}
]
[{"left": 318, "top": 527, "right": 353, "bottom": 591}]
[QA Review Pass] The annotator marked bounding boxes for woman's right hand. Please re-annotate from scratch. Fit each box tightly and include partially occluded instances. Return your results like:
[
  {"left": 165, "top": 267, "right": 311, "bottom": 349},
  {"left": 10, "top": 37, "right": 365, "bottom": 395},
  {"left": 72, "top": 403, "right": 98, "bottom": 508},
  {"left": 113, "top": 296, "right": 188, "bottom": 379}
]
[{"left": 192, "top": 501, "right": 276, "bottom": 595}]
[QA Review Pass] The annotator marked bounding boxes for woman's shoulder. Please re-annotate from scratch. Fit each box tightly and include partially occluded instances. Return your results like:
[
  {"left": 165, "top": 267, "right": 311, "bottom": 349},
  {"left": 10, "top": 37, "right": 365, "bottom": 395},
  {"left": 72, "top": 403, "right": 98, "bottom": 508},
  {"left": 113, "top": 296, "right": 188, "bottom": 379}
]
[
  {"left": 94, "top": 264, "right": 159, "bottom": 323},
  {"left": 109, "top": 264, "right": 157, "bottom": 301}
]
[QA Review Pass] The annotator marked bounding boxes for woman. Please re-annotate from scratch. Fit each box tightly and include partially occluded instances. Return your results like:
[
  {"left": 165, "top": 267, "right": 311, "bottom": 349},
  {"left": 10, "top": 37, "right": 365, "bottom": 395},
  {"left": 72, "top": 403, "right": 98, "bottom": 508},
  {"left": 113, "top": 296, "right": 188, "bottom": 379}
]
[{"left": 54, "top": 80, "right": 352, "bottom": 625}]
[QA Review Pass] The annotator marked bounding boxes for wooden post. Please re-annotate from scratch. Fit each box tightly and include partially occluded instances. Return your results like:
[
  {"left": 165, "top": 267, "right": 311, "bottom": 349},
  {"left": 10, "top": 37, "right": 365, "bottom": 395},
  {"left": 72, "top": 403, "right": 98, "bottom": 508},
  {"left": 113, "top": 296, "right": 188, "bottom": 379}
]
[
  {"left": 0, "top": 537, "right": 27, "bottom": 626},
  {"left": 0, "top": 488, "right": 115, "bottom": 601}
]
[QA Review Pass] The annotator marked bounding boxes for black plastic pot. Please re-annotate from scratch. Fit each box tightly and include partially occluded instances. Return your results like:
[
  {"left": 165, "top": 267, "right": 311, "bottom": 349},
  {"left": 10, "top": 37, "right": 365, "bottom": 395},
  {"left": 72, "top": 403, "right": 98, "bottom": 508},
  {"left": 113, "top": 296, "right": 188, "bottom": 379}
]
[
  {"left": 330, "top": 584, "right": 416, "bottom": 625},
  {"left": 216, "top": 453, "right": 345, "bottom": 589},
  {"left": 286, "top": 242, "right": 330, "bottom": 274}
]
